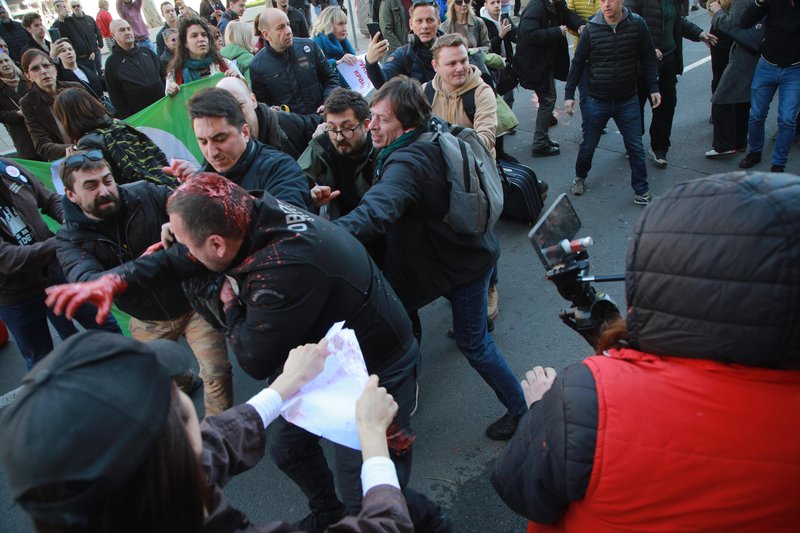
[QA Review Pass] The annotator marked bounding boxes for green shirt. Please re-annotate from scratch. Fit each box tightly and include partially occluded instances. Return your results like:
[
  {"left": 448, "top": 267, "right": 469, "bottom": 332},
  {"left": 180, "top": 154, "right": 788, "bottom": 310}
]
[{"left": 659, "top": 0, "right": 677, "bottom": 57}]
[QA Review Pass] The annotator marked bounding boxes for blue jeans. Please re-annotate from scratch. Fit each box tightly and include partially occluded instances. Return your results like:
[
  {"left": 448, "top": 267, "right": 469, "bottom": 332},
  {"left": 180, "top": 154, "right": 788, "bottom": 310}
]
[
  {"left": 0, "top": 291, "right": 121, "bottom": 370},
  {"left": 748, "top": 58, "right": 800, "bottom": 167},
  {"left": 576, "top": 95, "right": 649, "bottom": 195},
  {"left": 138, "top": 37, "right": 157, "bottom": 55},
  {"left": 446, "top": 269, "right": 527, "bottom": 416}
]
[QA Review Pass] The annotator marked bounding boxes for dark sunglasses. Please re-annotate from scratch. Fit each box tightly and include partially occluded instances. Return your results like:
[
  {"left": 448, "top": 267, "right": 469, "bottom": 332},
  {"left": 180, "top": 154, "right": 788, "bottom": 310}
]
[
  {"left": 454, "top": 0, "right": 466, "bottom": 4},
  {"left": 64, "top": 150, "right": 104, "bottom": 168}
]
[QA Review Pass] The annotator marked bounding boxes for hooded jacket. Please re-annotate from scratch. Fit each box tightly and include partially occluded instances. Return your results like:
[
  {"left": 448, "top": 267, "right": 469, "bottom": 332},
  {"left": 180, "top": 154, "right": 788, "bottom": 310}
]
[
  {"left": 104, "top": 43, "right": 164, "bottom": 118},
  {"left": 200, "top": 138, "right": 312, "bottom": 210},
  {"left": 492, "top": 172, "right": 800, "bottom": 530},
  {"left": 480, "top": 7, "right": 517, "bottom": 59},
  {"left": 334, "top": 120, "right": 500, "bottom": 311},
  {"left": 56, "top": 182, "right": 192, "bottom": 321},
  {"left": 0, "top": 161, "right": 62, "bottom": 305},
  {"left": 425, "top": 65, "right": 497, "bottom": 155},
  {"left": 249, "top": 38, "right": 339, "bottom": 115}
]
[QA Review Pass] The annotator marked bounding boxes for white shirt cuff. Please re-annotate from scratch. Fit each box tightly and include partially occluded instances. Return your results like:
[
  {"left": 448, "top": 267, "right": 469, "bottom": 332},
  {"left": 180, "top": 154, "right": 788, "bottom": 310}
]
[
  {"left": 360, "top": 456, "right": 400, "bottom": 495},
  {"left": 246, "top": 387, "right": 283, "bottom": 428}
]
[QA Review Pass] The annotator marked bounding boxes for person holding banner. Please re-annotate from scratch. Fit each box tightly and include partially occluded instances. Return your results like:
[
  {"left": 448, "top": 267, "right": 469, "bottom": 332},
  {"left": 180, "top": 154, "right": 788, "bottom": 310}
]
[{"left": 313, "top": 7, "right": 358, "bottom": 88}]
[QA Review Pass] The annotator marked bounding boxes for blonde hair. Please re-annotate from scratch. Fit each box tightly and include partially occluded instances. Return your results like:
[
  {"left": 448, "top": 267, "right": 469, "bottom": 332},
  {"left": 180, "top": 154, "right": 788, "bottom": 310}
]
[
  {"left": 98, "top": 0, "right": 109, "bottom": 9},
  {"left": 446, "top": 0, "right": 475, "bottom": 23},
  {"left": 224, "top": 20, "right": 255, "bottom": 52},
  {"left": 312, "top": 6, "right": 347, "bottom": 38},
  {"left": 0, "top": 51, "right": 24, "bottom": 80}
]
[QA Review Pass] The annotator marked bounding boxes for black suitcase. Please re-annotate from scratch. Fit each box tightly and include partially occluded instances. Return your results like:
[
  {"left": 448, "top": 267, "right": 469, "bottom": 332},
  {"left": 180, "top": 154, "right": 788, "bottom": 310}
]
[{"left": 497, "top": 160, "right": 544, "bottom": 225}]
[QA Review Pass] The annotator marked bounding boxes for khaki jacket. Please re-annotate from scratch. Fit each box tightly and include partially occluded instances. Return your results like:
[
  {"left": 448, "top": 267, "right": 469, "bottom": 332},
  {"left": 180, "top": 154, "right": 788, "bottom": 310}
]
[{"left": 425, "top": 65, "right": 497, "bottom": 157}]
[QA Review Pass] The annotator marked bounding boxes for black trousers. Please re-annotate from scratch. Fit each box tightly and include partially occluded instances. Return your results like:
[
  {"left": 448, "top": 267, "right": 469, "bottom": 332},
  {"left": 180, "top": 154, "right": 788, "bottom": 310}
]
[
  {"left": 710, "top": 43, "right": 731, "bottom": 94},
  {"left": 712, "top": 102, "right": 750, "bottom": 151},
  {"left": 638, "top": 54, "right": 678, "bottom": 153}
]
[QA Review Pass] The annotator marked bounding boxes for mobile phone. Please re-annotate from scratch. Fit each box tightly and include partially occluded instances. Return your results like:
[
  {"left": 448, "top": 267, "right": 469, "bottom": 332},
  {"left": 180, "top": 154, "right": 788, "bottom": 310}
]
[
  {"left": 500, "top": 13, "right": 511, "bottom": 22},
  {"left": 48, "top": 28, "right": 62, "bottom": 42},
  {"left": 367, "top": 22, "right": 381, "bottom": 39}
]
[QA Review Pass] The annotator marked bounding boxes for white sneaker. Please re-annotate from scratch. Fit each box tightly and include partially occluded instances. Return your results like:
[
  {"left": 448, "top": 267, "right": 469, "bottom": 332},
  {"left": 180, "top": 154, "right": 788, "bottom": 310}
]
[{"left": 705, "top": 148, "right": 737, "bottom": 158}]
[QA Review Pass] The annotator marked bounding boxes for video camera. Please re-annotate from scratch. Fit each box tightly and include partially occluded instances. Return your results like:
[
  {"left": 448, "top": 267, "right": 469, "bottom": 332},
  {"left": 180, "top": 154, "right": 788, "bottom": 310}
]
[{"left": 529, "top": 194, "right": 623, "bottom": 350}]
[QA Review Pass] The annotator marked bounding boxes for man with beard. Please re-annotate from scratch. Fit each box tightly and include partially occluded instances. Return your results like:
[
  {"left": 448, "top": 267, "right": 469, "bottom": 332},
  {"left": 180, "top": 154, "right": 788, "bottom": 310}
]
[{"left": 55, "top": 150, "right": 232, "bottom": 414}]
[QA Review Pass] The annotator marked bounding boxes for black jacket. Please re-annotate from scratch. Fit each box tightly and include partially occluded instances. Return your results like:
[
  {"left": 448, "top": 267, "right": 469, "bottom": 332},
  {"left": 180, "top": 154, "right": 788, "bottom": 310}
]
[
  {"left": 105, "top": 194, "right": 419, "bottom": 383},
  {"left": 623, "top": 0, "right": 703, "bottom": 74},
  {"left": 249, "top": 38, "right": 339, "bottom": 115},
  {"left": 481, "top": 14, "right": 517, "bottom": 59},
  {"left": 104, "top": 43, "right": 164, "bottom": 118},
  {"left": 515, "top": 0, "right": 585, "bottom": 88},
  {"left": 740, "top": 0, "right": 800, "bottom": 67},
  {"left": 52, "top": 16, "right": 99, "bottom": 59},
  {"left": 334, "top": 121, "right": 499, "bottom": 311},
  {"left": 58, "top": 64, "right": 105, "bottom": 97},
  {"left": 365, "top": 36, "right": 436, "bottom": 90},
  {"left": 0, "top": 20, "right": 29, "bottom": 63},
  {"left": 565, "top": 9, "right": 658, "bottom": 102},
  {"left": 287, "top": 6, "right": 310, "bottom": 38},
  {"left": 0, "top": 161, "right": 63, "bottom": 304},
  {"left": 0, "top": 79, "right": 38, "bottom": 160},
  {"left": 492, "top": 172, "right": 800, "bottom": 524},
  {"left": 254, "top": 102, "right": 321, "bottom": 159},
  {"left": 56, "top": 182, "right": 191, "bottom": 320},
  {"left": 201, "top": 138, "right": 312, "bottom": 210}
]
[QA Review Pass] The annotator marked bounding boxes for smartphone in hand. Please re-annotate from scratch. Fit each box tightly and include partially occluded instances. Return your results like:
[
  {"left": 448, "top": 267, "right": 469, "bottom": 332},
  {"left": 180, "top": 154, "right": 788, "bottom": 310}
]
[{"left": 367, "top": 22, "right": 381, "bottom": 39}]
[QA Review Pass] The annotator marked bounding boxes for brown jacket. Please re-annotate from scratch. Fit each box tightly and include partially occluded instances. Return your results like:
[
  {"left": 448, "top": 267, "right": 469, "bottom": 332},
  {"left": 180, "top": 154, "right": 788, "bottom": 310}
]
[
  {"left": 0, "top": 159, "right": 63, "bottom": 305},
  {"left": 201, "top": 404, "right": 413, "bottom": 533},
  {"left": 425, "top": 65, "right": 497, "bottom": 157},
  {"left": 19, "top": 81, "right": 86, "bottom": 161}
]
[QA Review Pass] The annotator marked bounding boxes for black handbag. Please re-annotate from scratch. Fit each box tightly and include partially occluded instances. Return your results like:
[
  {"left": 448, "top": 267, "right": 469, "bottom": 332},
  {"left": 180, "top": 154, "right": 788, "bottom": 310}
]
[
  {"left": 726, "top": 18, "right": 765, "bottom": 56},
  {"left": 495, "top": 62, "right": 519, "bottom": 96}
]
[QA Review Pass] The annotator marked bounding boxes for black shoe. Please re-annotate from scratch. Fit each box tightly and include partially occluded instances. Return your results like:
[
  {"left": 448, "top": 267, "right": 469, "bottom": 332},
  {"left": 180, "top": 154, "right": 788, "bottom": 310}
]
[
  {"left": 486, "top": 412, "right": 522, "bottom": 441},
  {"left": 739, "top": 152, "right": 762, "bottom": 169},
  {"left": 548, "top": 139, "right": 560, "bottom": 148},
  {"left": 531, "top": 145, "right": 560, "bottom": 157},
  {"left": 295, "top": 504, "right": 347, "bottom": 533},
  {"left": 549, "top": 114, "right": 558, "bottom": 127},
  {"left": 536, "top": 179, "right": 549, "bottom": 201},
  {"left": 771, "top": 165, "right": 785, "bottom": 173}
]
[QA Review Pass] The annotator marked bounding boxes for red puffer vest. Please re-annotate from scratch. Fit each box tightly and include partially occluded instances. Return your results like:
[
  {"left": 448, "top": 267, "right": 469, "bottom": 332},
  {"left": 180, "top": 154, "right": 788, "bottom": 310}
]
[{"left": 529, "top": 348, "right": 800, "bottom": 533}]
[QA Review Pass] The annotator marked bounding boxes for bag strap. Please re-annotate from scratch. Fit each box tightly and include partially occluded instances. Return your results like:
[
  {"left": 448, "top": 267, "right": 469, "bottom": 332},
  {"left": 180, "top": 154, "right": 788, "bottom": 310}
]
[{"left": 423, "top": 84, "right": 477, "bottom": 125}]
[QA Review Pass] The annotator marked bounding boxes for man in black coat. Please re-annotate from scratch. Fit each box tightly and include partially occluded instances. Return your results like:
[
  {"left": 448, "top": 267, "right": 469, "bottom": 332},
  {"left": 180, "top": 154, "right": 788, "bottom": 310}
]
[
  {"left": 250, "top": 7, "right": 338, "bottom": 114},
  {"left": 515, "top": 0, "right": 584, "bottom": 157},
  {"left": 104, "top": 19, "right": 164, "bottom": 118},
  {"left": 55, "top": 152, "right": 231, "bottom": 414},
  {"left": 563, "top": 0, "right": 660, "bottom": 205},
  {"left": 51, "top": 0, "right": 100, "bottom": 74},
  {"left": 0, "top": 7, "right": 29, "bottom": 64},
  {"left": 624, "top": 0, "right": 715, "bottom": 167},
  {"left": 68, "top": 1, "right": 104, "bottom": 74},
  {"left": 45, "top": 173, "right": 447, "bottom": 532}
]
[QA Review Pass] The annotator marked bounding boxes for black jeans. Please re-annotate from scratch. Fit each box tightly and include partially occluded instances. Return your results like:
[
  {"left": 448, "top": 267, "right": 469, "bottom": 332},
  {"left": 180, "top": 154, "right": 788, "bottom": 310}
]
[
  {"left": 711, "top": 102, "right": 749, "bottom": 151},
  {"left": 638, "top": 54, "right": 678, "bottom": 153}
]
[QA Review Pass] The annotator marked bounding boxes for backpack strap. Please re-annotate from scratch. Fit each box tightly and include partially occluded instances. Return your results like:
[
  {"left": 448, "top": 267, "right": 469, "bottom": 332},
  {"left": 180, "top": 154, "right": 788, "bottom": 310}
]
[
  {"left": 424, "top": 84, "right": 477, "bottom": 126},
  {"left": 424, "top": 82, "right": 435, "bottom": 105}
]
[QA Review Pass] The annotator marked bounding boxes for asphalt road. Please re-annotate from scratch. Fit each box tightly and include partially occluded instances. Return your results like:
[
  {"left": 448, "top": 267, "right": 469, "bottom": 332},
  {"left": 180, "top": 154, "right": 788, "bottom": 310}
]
[{"left": 1, "top": 10, "right": 796, "bottom": 531}]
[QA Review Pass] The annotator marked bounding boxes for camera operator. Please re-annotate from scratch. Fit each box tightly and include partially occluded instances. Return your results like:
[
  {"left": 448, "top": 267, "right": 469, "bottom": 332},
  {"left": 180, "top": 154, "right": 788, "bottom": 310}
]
[{"left": 492, "top": 172, "right": 800, "bottom": 531}]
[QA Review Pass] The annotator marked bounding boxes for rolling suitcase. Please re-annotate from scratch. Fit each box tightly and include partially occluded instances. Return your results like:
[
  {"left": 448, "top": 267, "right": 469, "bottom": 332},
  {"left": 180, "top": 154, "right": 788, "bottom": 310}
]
[{"left": 497, "top": 160, "right": 545, "bottom": 225}]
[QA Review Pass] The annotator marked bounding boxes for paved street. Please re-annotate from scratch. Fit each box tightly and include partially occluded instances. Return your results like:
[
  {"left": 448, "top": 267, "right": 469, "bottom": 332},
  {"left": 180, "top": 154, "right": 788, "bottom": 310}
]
[{"left": 0, "top": 9, "right": 796, "bottom": 531}]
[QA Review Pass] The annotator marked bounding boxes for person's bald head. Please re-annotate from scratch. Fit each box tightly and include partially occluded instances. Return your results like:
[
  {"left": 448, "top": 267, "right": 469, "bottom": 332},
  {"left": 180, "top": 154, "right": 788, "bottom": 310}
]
[
  {"left": 216, "top": 76, "right": 257, "bottom": 132},
  {"left": 110, "top": 19, "right": 135, "bottom": 50},
  {"left": 259, "top": 7, "right": 293, "bottom": 52}
]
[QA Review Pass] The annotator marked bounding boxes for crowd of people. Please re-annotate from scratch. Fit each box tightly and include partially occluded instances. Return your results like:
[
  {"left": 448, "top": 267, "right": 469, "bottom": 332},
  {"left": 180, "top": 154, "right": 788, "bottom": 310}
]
[{"left": 0, "top": 0, "right": 798, "bottom": 531}]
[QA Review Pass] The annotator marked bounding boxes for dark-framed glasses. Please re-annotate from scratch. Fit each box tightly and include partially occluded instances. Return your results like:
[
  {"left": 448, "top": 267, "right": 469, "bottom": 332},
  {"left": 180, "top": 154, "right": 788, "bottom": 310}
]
[{"left": 325, "top": 124, "right": 362, "bottom": 139}]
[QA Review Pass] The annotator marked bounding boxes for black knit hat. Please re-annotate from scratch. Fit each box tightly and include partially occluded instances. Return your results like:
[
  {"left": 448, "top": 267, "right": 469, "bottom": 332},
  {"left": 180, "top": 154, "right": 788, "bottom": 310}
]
[{"left": 0, "top": 330, "right": 193, "bottom": 526}]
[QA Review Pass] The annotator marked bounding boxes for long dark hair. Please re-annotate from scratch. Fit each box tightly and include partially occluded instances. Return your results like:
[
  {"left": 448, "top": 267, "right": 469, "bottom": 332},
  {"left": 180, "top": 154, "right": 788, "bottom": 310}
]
[
  {"left": 33, "top": 387, "right": 210, "bottom": 532},
  {"left": 168, "top": 16, "right": 225, "bottom": 80},
  {"left": 53, "top": 87, "right": 110, "bottom": 143}
]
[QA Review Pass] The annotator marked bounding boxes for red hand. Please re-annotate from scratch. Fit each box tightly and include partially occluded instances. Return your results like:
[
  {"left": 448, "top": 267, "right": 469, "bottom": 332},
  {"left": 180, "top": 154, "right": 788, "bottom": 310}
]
[{"left": 45, "top": 274, "right": 128, "bottom": 324}]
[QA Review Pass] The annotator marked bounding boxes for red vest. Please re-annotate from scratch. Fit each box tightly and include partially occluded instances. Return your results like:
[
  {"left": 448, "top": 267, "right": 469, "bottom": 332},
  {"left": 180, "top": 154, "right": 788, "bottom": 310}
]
[{"left": 529, "top": 349, "right": 800, "bottom": 533}]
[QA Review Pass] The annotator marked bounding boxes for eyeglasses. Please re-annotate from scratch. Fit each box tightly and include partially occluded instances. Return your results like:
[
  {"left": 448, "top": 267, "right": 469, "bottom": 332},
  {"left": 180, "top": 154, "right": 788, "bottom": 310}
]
[
  {"left": 71, "top": 4, "right": 81, "bottom": 8},
  {"left": 454, "top": 0, "right": 466, "bottom": 5},
  {"left": 411, "top": 0, "right": 436, "bottom": 5},
  {"left": 325, "top": 124, "right": 362, "bottom": 139},
  {"left": 64, "top": 150, "right": 104, "bottom": 168}
]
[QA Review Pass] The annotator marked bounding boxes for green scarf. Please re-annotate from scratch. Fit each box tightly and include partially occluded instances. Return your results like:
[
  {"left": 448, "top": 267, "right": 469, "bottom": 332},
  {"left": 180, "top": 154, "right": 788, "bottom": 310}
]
[
  {"left": 375, "top": 129, "right": 420, "bottom": 177},
  {"left": 182, "top": 56, "right": 214, "bottom": 83}
]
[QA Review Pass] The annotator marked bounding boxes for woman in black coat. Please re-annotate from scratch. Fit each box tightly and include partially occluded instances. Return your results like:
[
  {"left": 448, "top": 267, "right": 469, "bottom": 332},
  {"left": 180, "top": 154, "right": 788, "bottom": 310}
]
[{"left": 54, "top": 38, "right": 104, "bottom": 97}]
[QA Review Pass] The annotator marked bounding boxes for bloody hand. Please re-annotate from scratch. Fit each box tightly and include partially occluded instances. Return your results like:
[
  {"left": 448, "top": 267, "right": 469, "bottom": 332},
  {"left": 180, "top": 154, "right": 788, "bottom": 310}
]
[{"left": 45, "top": 274, "right": 128, "bottom": 324}]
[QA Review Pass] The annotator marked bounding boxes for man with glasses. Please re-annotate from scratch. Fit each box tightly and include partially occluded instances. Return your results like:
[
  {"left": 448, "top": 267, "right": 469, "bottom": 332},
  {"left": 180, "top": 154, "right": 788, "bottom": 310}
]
[
  {"left": 52, "top": 0, "right": 101, "bottom": 75},
  {"left": 165, "top": 87, "right": 311, "bottom": 210},
  {"left": 216, "top": 75, "right": 321, "bottom": 159},
  {"left": 299, "top": 87, "right": 376, "bottom": 221},
  {"left": 365, "top": 0, "right": 441, "bottom": 89},
  {"left": 55, "top": 150, "right": 230, "bottom": 414},
  {"left": 68, "top": 1, "right": 104, "bottom": 75}
]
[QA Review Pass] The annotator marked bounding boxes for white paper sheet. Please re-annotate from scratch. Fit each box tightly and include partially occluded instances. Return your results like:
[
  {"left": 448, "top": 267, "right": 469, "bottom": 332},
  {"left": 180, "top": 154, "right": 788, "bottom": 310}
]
[
  {"left": 280, "top": 321, "right": 368, "bottom": 450},
  {"left": 336, "top": 55, "right": 375, "bottom": 98}
]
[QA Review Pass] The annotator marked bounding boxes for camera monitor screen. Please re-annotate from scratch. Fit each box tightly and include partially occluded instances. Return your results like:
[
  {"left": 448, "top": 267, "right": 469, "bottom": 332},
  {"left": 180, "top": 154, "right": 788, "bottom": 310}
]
[{"left": 528, "top": 193, "right": 582, "bottom": 270}]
